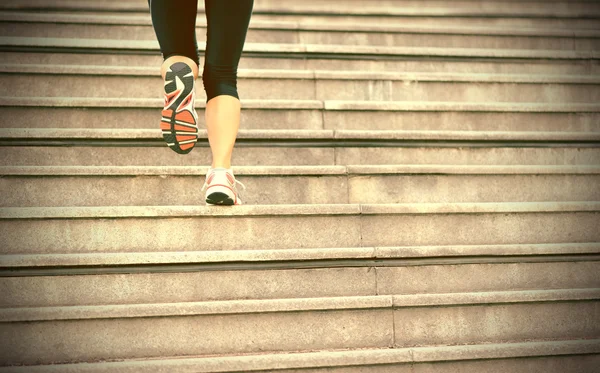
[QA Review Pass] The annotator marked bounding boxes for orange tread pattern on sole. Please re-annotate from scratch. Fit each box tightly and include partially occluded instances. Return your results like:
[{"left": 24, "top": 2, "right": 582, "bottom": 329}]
[
  {"left": 175, "top": 111, "right": 195, "bottom": 123},
  {"left": 179, "top": 143, "right": 195, "bottom": 150},
  {"left": 174, "top": 124, "right": 196, "bottom": 131}
]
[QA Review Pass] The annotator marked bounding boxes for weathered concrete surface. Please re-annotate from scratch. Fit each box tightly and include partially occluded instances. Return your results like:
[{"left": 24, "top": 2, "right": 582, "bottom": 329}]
[
  {"left": 0, "top": 267, "right": 377, "bottom": 307},
  {"left": 393, "top": 300, "right": 600, "bottom": 347},
  {"left": 0, "top": 52, "right": 596, "bottom": 75},
  {"left": 0, "top": 308, "right": 394, "bottom": 365}
]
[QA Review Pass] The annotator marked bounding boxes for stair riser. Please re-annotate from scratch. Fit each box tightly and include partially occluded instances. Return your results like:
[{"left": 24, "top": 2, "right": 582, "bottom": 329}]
[
  {"left": 5, "top": 0, "right": 600, "bottom": 15},
  {"left": 0, "top": 350, "right": 598, "bottom": 373},
  {"left": 3, "top": 74, "right": 599, "bottom": 103},
  {"left": 250, "top": 15, "right": 600, "bottom": 30},
  {"left": 5, "top": 9, "right": 600, "bottom": 29},
  {"left": 336, "top": 147, "right": 600, "bottom": 166},
  {"left": 4, "top": 0, "right": 600, "bottom": 15},
  {"left": 2, "top": 174, "right": 599, "bottom": 206},
  {"left": 393, "top": 301, "right": 600, "bottom": 348},
  {"left": 2, "top": 23, "right": 598, "bottom": 50},
  {"left": 239, "top": 0, "right": 600, "bottom": 14},
  {"left": 361, "top": 212, "right": 599, "bottom": 248},
  {"left": 323, "top": 112, "right": 600, "bottom": 132},
  {"left": 0, "top": 309, "right": 393, "bottom": 365},
  {"left": 0, "top": 301, "right": 596, "bottom": 365},
  {"left": 0, "top": 268, "right": 376, "bottom": 307},
  {"left": 302, "top": 355, "right": 600, "bottom": 373},
  {"left": 2, "top": 147, "right": 598, "bottom": 167},
  {"left": 2, "top": 261, "right": 598, "bottom": 308},
  {"left": 0, "top": 52, "right": 597, "bottom": 75},
  {"left": 0, "top": 147, "right": 335, "bottom": 166},
  {"left": 350, "top": 174, "right": 600, "bottom": 204},
  {"left": 2, "top": 107, "right": 599, "bottom": 132},
  {"left": 1, "top": 212, "right": 598, "bottom": 254}
]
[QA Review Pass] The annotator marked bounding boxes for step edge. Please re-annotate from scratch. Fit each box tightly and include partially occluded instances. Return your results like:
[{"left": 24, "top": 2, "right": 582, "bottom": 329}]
[
  {"left": 2, "top": 2, "right": 600, "bottom": 18},
  {"left": 2, "top": 64, "right": 600, "bottom": 84},
  {"left": 3, "top": 128, "right": 600, "bottom": 142},
  {"left": 1, "top": 243, "right": 598, "bottom": 268},
  {"left": 2, "top": 164, "right": 600, "bottom": 176},
  {"left": 0, "top": 289, "right": 598, "bottom": 322},
  {"left": 2, "top": 339, "right": 598, "bottom": 372},
  {"left": 0, "top": 201, "right": 598, "bottom": 219},
  {"left": 0, "top": 36, "right": 595, "bottom": 59},
  {"left": 2, "top": 97, "right": 600, "bottom": 113}
]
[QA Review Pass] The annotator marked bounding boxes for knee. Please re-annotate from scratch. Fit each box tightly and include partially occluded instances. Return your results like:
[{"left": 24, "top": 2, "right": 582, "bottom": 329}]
[{"left": 202, "top": 63, "right": 239, "bottom": 102}]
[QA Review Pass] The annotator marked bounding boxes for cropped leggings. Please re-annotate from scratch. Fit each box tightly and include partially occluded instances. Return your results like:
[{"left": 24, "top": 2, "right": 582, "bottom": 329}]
[{"left": 148, "top": 0, "right": 254, "bottom": 101}]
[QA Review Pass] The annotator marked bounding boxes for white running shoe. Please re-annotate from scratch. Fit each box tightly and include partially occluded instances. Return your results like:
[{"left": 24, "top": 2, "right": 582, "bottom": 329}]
[{"left": 201, "top": 168, "right": 246, "bottom": 205}]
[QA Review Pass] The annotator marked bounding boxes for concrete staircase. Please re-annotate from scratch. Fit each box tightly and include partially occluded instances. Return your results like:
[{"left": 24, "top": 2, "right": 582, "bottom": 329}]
[{"left": 0, "top": 0, "right": 599, "bottom": 371}]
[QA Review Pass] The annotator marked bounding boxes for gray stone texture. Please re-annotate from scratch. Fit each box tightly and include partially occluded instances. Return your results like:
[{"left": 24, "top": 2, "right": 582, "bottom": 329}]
[
  {"left": 3, "top": 171, "right": 599, "bottom": 206},
  {"left": 0, "top": 309, "right": 394, "bottom": 365},
  {"left": 0, "top": 214, "right": 363, "bottom": 254},
  {"left": 3, "top": 71, "right": 599, "bottom": 103},
  {"left": 359, "top": 211, "right": 600, "bottom": 246},
  {"left": 393, "top": 301, "right": 600, "bottom": 347},
  {"left": 0, "top": 267, "right": 377, "bottom": 307},
  {"left": 0, "top": 51, "right": 597, "bottom": 75}
]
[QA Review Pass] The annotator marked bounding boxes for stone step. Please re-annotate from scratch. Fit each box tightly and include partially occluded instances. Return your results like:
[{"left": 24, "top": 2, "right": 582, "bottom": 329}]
[
  {"left": 1, "top": 339, "right": 598, "bottom": 372},
  {"left": 0, "top": 202, "right": 598, "bottom": 255},
  {"left": 16, "top": 10, "right": 599, "bottom": 31},
  {"left": 3, "top": 64, "right": 600, "bottom": 103},
  {"left": 248, "top": 13, "right": 600, "bottom": 30},
  {"left": 7, "top": 128, "right": 598, "bottom": 142},
  {"left": 0, "top": 289, "right": 598, "bottom": 365},
  {"left": 6, "top": 127, "right": 600, "bottom": 142},
  {"left": 2, "top": 97, "right": 599, "bottom": 132},
  {"left": 3, "top": 145, "right": 599, "bottom": 167},
  {"left": 2, "top": 12, "right": 599, "bottom": 50},
  {"left": 3, "top": 1, "right": 600, "bottom": 31},
  {"left": 3, "top": 37, "right": 596, "bottom": 62},
  {"left": 1, "top": 51, "right": 597, "bottom": 75},
  {"left": 1, "top": 129, "right": 599, "bottom": 167},
  {"left": 3, "top": 0, "right": 600, "bottom": 18},
  {"left": 2, "top": 165, "right": 599, "bottom": 206},
  {"left": 1, "top": 243, "right": 598, "bottom": 308}
]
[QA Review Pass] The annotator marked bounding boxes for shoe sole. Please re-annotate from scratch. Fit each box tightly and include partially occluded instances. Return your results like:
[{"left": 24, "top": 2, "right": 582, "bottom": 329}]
[
  {"left": 160, "top": 62, "right": 198, "bottom": 155},
  {"left": 206, "top": 192, "right": 235, "bottom": 206}
]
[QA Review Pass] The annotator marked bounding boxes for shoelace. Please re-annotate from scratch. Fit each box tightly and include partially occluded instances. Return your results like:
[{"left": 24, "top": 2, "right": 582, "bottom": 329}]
[{"left": 201, "top": 171, "right": 247, "bottom": 193}]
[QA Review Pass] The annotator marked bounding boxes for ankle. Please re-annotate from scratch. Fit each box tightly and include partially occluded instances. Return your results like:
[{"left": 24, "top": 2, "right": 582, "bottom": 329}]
[{"left": 211, "top": 164, "right": 232, "bottom": 170}]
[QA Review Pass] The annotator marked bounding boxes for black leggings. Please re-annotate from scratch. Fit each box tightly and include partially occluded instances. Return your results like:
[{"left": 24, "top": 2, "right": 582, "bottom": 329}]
[{"left": 148, "top": 0, "right": 254, "bottom": 101}]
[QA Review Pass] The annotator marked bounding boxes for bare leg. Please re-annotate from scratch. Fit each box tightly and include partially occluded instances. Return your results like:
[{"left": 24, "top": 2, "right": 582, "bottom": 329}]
[{"left": 205, "top": 96, "right": 240, "bottom": 169}]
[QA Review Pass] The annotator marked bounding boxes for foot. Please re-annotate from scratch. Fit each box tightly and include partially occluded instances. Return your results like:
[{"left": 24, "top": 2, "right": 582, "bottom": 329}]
[
  {"left": 201, "top": 168, "right": 246, "bottom": 206},
  {"left": 160, "top": 62, "right": 198, "bottom": 154}
]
